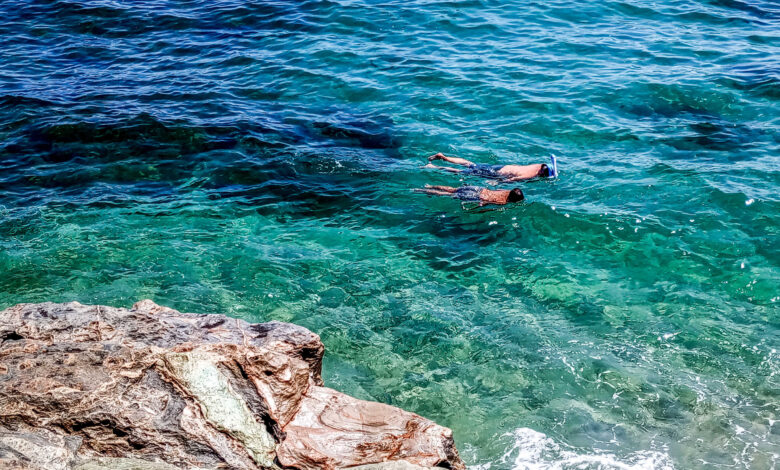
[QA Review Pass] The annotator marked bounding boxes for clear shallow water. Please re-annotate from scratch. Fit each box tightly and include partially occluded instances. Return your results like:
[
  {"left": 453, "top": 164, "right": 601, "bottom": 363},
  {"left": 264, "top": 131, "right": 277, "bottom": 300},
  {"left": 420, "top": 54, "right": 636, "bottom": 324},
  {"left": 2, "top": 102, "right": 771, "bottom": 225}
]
[{"left": 1, "top": 0, "right": 779, "bottom": 468}]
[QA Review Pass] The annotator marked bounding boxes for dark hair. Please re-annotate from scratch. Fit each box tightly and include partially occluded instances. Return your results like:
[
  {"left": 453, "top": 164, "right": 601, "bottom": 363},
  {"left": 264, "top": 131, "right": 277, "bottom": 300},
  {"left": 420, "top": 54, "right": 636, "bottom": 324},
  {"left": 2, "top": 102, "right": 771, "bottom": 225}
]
[
  {"left": 508, "top": 188, "right": 524, "bottom": 203},
  {"left": 538, "top": 164, "right": 550, "bottom": 178}
]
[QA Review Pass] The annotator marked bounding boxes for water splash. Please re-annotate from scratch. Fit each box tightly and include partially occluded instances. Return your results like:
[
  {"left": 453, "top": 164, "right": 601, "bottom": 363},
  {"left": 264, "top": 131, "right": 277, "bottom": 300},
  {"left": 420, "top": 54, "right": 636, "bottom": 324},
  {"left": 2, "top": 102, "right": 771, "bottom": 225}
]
[{"left": 474, "top": 428, "right": 675, "bottom": 470}]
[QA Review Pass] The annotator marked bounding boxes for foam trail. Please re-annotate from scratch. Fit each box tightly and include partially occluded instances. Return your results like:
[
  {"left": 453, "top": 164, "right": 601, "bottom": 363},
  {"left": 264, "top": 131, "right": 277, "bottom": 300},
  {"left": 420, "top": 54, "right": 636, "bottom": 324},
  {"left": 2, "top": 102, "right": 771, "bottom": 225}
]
[{"left": 473, "top": 428, "right": 675, "bottom": 470}]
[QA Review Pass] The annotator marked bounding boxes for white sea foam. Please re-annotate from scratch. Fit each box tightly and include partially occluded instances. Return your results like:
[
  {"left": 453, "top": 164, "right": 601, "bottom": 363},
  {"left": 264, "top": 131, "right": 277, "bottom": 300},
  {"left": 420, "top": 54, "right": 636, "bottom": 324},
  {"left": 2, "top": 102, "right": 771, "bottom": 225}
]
[{"left": 473, "top": 428, "right": 675, "bottom": 470}]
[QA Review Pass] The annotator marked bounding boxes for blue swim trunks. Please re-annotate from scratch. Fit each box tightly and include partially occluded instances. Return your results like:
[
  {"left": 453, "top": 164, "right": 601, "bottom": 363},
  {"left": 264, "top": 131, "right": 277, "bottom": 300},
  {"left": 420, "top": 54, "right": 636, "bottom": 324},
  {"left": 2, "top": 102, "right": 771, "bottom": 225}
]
[
  {"left": 466, "top": 164, "right": 504, "bottom": 179},
  {"left": 454, "top": 186, "right": 482, "bottom": 201}
]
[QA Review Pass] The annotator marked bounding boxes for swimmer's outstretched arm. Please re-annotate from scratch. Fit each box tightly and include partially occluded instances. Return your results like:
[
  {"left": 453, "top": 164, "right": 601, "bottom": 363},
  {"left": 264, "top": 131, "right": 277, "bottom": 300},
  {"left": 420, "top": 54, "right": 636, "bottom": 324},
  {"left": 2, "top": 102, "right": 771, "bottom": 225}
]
[
  {"left": 413, "top": 184, "right": 457, "bottom": 196},
  {"left": 425, "top": 185, "right": 457, "bottom": 192},
  {"left": 423, "top": 163, "right": 464, "bottom": 173},
  {"left": 428, "top": 152, "right": 475, "bottom": 167}
]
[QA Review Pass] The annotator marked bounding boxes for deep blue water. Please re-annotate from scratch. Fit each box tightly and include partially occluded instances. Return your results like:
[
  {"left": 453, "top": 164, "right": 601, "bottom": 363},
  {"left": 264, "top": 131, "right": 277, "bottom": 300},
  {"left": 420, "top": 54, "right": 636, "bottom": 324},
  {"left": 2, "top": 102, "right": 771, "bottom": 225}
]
[{"left": 1, "top": 1, "right": 779, "bottom": 468}]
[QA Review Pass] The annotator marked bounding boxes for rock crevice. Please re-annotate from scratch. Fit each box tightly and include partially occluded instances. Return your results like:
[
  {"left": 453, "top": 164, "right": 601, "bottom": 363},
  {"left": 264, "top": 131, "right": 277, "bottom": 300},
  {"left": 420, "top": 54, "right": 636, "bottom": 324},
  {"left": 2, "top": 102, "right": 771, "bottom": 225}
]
[{"left": 0, "top": 301, "right": 464, "bottom": 470}]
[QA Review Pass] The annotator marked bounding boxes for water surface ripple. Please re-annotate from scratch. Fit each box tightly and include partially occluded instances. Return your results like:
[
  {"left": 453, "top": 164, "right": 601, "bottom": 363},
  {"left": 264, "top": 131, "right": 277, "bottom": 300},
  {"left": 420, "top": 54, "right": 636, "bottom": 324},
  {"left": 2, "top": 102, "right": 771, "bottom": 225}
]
[{"left": 1, "top": 0, "right": 778, "bottom": 468}]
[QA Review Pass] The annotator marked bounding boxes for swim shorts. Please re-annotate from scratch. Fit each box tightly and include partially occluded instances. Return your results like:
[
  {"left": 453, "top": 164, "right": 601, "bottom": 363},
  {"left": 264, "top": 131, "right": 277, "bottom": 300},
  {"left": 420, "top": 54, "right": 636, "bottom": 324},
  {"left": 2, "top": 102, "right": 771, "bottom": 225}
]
[
  {"left": 466, "top": 164, "right": 504, "bottom": 179},
  {"left": 454, "top": 186, "right": 482, "bottom": 202}
]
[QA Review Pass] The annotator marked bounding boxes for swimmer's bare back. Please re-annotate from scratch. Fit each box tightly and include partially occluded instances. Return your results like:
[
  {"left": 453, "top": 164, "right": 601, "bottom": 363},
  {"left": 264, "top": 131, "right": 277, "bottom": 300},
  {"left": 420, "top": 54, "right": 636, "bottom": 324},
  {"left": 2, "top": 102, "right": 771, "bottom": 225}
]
[
  {"left": 496, "top": 164, "right": 546, "bottom": 181},
  {"left": 478, "top": 188, "right": 519, "bottom": 205}
]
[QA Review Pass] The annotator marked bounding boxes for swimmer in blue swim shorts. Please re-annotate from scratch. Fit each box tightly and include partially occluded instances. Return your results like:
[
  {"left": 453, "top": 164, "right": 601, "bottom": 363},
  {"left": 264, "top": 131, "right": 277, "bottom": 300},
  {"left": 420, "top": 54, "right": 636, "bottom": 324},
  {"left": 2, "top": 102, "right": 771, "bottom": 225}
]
[{"left": 424, "top": 152, "right": 558, "bottom": 181}]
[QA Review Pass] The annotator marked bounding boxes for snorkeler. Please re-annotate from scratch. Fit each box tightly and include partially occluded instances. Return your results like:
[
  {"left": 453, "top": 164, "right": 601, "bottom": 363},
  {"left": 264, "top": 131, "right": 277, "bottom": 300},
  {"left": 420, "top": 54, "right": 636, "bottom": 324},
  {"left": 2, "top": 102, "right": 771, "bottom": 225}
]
[
  {"left": 424, "top": 152, "right": 558, "bottom": 181},
  {"left": 414, "top": 184, "right": 524, "bottom": 206}
]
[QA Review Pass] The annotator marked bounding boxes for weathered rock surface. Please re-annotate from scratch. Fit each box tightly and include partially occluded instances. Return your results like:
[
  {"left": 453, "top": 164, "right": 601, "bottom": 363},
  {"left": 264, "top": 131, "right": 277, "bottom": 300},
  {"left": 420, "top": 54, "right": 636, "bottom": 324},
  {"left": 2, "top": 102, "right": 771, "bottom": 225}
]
[{"left": 0, "top": 301, "right": 464, "bottom": 470}]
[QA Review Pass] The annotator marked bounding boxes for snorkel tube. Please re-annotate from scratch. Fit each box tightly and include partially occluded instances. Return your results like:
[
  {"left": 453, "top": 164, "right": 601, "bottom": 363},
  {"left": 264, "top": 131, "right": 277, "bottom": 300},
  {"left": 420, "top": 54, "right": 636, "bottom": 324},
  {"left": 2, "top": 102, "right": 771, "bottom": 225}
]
[{"left": 549, "top": 154, "right": 558, "bottom": 178}]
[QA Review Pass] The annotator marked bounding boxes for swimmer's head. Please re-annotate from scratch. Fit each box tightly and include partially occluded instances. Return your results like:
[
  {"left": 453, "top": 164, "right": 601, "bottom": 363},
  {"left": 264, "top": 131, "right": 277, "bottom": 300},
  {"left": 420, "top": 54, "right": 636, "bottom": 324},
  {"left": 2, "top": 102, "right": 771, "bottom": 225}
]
[
  {"left": 508, "top": 188, "right": 525, "bottom": 203},
  {"left": 538, "top": 164, "right": 550, "bottom": 178}
]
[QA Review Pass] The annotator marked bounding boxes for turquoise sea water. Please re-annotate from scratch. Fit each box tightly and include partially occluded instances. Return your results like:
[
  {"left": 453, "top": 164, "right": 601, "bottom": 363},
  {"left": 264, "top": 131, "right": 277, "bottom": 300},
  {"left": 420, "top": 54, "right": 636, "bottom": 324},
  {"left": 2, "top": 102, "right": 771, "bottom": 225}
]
[{"left": 1, "top": 1, "right": 779, "bottom": 468}]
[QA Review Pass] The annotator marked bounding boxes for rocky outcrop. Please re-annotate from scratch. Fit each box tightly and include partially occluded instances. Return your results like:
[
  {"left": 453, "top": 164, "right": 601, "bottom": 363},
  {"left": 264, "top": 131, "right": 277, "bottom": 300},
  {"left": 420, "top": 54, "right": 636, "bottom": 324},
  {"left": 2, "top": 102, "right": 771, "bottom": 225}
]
[{"left": 0, "top": 301, "right": 463, "bottom": 470}]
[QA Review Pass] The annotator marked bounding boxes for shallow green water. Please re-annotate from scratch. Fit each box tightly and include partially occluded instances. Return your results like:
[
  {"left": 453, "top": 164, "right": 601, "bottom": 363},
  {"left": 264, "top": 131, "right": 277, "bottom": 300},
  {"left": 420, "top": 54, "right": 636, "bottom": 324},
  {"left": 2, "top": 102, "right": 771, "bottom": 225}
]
[{"left": 1, "top": 0, "right": 779, "bottom": 468}]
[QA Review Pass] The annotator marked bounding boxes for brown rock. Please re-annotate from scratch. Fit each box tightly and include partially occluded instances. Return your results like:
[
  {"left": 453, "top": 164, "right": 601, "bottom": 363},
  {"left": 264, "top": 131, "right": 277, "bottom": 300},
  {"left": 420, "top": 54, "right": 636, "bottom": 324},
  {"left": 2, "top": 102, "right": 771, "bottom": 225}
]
[
  {"left": 0, "top": 301, "right": 464, "bottom": 470},
  {"left": 277, "top": 387, "right": 462, "bottom": 470}
]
